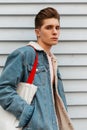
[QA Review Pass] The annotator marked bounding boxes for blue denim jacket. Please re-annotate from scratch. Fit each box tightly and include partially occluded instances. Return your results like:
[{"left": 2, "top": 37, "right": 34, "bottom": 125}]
[{"left": 0, "top": 42, "right": 67, "bottom": 130}]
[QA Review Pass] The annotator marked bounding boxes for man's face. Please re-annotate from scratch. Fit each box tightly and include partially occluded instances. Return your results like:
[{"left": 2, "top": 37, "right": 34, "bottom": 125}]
[{"left": 35, "top": 18, "right": 60, "bottom": 48}]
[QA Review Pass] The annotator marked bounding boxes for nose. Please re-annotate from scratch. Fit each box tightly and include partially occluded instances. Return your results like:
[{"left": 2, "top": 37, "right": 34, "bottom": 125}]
[{"left": 53, "top": 28, "right": 58, "bottom": 34}]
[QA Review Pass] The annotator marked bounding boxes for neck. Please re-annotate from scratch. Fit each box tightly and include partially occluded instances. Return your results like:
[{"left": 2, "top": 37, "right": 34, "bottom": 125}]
[{"left": 37, "top": 41, "right": 52, "bottom": 54}]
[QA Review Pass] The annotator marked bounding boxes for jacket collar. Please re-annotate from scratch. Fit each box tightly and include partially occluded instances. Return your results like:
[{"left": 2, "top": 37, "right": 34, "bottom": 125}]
[
  {"left": 27, "top": 41, "right": 57, "bottom": 62},
  {"left": 27, "top": 41, "right": 44, "bottom": 51}
]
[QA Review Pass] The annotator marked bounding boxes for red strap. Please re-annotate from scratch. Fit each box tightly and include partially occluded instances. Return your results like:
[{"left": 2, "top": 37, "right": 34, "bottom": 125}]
[{"left": 26, "top": 47, "right": 38, "bottom": 84}]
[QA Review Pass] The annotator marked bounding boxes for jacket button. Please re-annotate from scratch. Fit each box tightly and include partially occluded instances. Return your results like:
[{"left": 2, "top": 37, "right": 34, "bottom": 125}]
[{"left": 36, "top": 68, "right": 38, "bottom": 72}]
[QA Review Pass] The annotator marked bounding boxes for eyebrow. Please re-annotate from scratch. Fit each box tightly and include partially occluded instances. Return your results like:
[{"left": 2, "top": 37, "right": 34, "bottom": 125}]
[{"left": 45, "top": 24, "right": 60, "bottom": 27}]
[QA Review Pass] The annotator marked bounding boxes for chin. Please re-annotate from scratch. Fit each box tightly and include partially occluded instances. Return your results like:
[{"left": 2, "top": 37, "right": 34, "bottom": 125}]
[{"left": 52, "top": 42, "right": 58, "bottom": 45}]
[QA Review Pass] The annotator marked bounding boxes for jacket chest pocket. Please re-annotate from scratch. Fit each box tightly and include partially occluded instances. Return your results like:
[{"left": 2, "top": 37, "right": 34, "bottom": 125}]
[{"left": 27, "top": 65, "right": 47, "bottom": 86}]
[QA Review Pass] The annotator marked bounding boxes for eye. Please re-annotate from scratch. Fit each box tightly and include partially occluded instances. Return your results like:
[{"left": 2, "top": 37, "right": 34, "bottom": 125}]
[
  {"left": 56, "top": 26, "right": 60, "bottom": 30},
  {"left": 46, "top": 25, "right": 52, "bottom": 30}
]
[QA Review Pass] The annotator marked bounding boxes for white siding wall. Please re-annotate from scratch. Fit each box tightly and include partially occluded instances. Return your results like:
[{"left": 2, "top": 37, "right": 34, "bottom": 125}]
[{"left": 0, "top": 0, "right": 87, "bottom": 129}]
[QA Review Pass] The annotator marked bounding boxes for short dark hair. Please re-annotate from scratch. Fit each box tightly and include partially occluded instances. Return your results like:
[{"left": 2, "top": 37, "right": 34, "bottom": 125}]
[{"left": 35, "top": 7, "right": 60, "bottom": 29}]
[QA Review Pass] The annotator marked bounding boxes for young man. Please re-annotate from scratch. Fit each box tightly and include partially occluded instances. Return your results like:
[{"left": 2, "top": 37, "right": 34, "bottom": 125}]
[{"left": 0, "top": 7, "right": 74, "bottom": 130}]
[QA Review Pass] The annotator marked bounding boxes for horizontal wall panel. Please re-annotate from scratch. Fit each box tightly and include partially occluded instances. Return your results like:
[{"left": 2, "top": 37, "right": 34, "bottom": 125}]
[
  {"left": 61, "top": 16, "right": 87, "bottom": 28},
  {"left": 60, "top": 29, "right": 87, "bottom": 40},
  {"left": 0, "top": 16, "right": 35, "bottom": 28},
  {"left": 59, "top": 67, "right": 87, "bottom": 79},
  {"left": 0, "top": 55, "right": 7, "bottom": 67},
  {"left": 52, "top": 41, "right": 87, "bottom": 54},
  {"left": 72, "top": 119, "right": 87, "bottom": 130},
  {"left": 0, "top": 29, "right": 36, "bottom": 41},
  {"left": 0, "top": 4, "right": 86, "bottom": 15},
  {"left": 56, "top": 55, "right": 87, "bottom": 66},
  {"left": 66, "top": 93, "right": 87, "bottom": 105},
  {"left": 0, "top": 0, "right": 87, "bottom": 3},
  {"left": 0, "top": 42, "right": 27, "bottom": 54},
  {"left": 1, "top": 41, "right": 87, "bottom": 55},
  {"left": 0, "top": 16, "right": 87, "bottom": 28},
  {"left": 63, "top": 80, "right": 87, "bottom": 92},
  {"left": 68, "top": 106, "right": 87, "bottom": 118},
  {"left": 0, "top": 29, "right": 86, "bottom": 41}
]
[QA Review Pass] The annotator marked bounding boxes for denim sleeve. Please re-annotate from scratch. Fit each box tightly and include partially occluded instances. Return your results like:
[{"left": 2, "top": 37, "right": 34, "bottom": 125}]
[
  {"left": 57, "top": 69, "right": 68, "bottom": 111},
  {"left": 0, "top": 49, "right": 34, "bottom": 127}
]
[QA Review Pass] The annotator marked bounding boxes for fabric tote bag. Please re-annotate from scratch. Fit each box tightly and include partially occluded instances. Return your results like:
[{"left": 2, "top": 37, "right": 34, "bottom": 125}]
[{"left": 0, "top": 47, "right": 38, "bottom": 130}]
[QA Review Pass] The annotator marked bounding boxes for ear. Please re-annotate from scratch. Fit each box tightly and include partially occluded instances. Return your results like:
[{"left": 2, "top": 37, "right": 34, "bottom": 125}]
[{"left": 35, "top": 29, "right": 40, "bottom": 37}]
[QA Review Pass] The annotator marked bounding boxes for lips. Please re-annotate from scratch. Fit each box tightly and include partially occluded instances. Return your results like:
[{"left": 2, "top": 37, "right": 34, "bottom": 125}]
[{"left": 51, "top": 37, "right": 58, "bottom": 40}]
